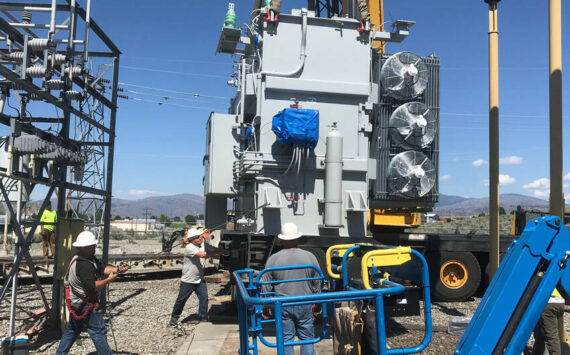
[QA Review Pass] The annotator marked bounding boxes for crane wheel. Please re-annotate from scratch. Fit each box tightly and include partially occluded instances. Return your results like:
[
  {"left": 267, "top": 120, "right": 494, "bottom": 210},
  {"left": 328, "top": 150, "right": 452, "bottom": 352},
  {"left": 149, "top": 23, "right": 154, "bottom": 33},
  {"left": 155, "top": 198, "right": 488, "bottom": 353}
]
[{"left": 431, "top": 251, "right": 480, "bottom": 302}]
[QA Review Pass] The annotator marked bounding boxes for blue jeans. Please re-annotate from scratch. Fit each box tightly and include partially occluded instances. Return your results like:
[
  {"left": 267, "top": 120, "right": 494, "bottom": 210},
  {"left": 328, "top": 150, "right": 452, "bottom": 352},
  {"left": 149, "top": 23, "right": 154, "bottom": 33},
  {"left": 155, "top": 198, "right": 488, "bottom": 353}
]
[
  {"left": 282, "top": 305, "right": 316, "bottom": 355},
  {"left": 56, "top": 304, "right": 113, "bottom": 355},
  {"left": 171, "top": 280, "right": 208, "bottom": 320}
]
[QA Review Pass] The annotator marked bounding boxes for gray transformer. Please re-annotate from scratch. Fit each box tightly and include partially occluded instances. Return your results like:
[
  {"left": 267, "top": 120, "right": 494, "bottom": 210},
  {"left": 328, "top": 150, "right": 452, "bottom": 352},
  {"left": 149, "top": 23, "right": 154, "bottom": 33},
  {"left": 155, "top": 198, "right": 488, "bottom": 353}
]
[{"left": 204, "top": 8, "right": 439, "bottom": 253}]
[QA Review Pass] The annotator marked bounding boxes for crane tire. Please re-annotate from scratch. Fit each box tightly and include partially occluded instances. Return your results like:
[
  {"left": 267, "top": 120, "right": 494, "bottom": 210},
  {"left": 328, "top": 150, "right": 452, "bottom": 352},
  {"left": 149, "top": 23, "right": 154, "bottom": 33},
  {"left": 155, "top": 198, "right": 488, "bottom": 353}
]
[{"left": 431, "top": 251, "right": 481, "bottom": 302}]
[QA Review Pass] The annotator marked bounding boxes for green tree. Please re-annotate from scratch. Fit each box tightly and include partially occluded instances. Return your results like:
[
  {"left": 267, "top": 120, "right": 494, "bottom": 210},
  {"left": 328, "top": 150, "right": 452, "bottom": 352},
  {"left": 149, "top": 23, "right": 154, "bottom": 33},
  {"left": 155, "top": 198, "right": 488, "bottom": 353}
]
[
  {"left": 159, "top": 214, "right": 168, "bottom": 223},
  {"left": 173, "top": 216, "right": 181, "bottom": 222},
  {"left": 113, "top": 215, "right": 122, "bottom": 220},
  {"left": 197, "top": 214, "right": 204, "bottom": 220},
  {"left": 151, "top": 215, "right": 158, "bottom": 220},
  {"left": 499, "top": 206, "right": 506, "bottom": 215},
  {"left": 185, "top": 214, "right": 197, "bottom": 223}
]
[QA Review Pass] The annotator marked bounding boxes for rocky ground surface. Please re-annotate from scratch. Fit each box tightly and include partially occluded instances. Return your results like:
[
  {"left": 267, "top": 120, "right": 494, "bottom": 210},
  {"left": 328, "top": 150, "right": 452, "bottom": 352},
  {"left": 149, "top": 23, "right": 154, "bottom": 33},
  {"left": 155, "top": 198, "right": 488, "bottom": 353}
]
[
  {"left": 3, "top": 241, "right": 570, "bottom": 354},
  {"left": 5, "top": 273, "right": 570, "bottom": 354}
]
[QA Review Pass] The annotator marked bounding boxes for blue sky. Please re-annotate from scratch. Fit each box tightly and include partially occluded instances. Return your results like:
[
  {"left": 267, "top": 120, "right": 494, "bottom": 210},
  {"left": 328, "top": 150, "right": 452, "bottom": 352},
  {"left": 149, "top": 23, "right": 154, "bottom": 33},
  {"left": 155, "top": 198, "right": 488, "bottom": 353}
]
[{"left": 36, "top": 0, "right": 568, "bottom": 201}]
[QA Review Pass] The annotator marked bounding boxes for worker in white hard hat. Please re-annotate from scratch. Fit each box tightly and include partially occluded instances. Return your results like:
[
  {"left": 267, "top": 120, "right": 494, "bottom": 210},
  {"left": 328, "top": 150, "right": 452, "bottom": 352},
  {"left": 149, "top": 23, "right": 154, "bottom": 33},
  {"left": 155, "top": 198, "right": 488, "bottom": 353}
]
[
  {"left": 56, "top": 231, "right": 130, "bottom": 355},
  {"left": 261, "top": 222, "right": 322, "bottom": 355},
  {"left": 169, "top": 228, "right": 228, "bottom": 326}
]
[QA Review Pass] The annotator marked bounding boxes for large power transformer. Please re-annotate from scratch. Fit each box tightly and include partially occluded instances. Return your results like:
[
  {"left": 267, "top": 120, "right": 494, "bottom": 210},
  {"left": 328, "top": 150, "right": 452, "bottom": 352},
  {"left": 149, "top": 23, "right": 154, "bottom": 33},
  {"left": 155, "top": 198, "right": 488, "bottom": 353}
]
[{"left": 204, "top": 5, "right": 439, "bottom": 270}]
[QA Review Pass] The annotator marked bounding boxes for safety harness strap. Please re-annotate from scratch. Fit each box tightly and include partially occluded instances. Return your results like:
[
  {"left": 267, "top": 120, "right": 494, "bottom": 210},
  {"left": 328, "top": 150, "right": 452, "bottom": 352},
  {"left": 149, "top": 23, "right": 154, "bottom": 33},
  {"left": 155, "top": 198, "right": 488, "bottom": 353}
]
[{"left": 64, "top": 257, "right": 98, "bottom": 320}]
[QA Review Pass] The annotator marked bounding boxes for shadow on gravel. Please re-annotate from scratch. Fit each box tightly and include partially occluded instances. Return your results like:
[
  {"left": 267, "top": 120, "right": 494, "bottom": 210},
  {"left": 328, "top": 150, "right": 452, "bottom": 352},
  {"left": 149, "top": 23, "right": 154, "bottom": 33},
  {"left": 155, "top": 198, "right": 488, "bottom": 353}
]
[
  {"left": 27, "top": 327, "right": 60, "bottom": 353},
  {"left": 432, "top": 301, "right": 470, "bottom": 316},
  {"left": 108, "top": 288, "right": 146, "bottom": 308}
]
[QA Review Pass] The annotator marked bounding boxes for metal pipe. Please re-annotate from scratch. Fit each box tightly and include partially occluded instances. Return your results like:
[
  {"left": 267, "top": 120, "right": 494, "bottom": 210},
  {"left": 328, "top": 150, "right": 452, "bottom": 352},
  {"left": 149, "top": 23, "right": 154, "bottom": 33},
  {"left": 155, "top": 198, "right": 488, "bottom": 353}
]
[
  {"left": 0, "top": 93, "right": 6, "bottom": 113},
  {"left": 262, "top": 8, "right": 307, "bottom": 78},
  {"left": 9, "top": 23, "right": 68, "bottom": 30},
  {"left": 486, "top": 0, "right": 500, "bottom": 279},
  {"left": 82, "top": 0, "right": 91, "bottom": 62},
  {"left": 549, "top": 0, "right": 564, "bottom": 219},
  {"left": 8, "top": 205, "right": 17, "bottom": 336},
  {"left": 101, "top": 55, "right": 120, "bottom": 300},
  {"left": 9, "top": 159, "right": 24, "bottom": 336},
  {"left": 49, "top": 0, "right": 57, "bottom": 37},
  {"left": 324, "top": 123, "right": 343, "bottom": 227}
]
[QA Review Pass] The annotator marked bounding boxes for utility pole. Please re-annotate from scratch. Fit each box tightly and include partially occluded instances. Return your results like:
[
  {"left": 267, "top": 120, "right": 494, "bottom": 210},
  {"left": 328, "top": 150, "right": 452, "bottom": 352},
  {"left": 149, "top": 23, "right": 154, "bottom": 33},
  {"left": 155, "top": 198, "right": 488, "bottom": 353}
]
[
  {"left": 143, "top": 208, "right": 152, "bottom": 233},
  {"left": 485, "top": 0, "right": 501, "bottom": 279},
  {"left": 549, "top": 0, "right": 564, "bottom": 220}
]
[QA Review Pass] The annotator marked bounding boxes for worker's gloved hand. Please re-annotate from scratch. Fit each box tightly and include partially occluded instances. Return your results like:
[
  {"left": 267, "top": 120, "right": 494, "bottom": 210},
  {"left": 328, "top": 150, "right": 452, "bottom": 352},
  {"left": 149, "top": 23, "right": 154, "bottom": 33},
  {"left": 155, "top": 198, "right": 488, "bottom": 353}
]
[
  {"left": 261, "top": 306, "right": 273, "bottom": 320},
  {"left": 108, "top": 272, "right": 119, "bottom": 282},
  {"left": 118, "top": 263, "right": 130, "bottom": 273},
  {"left": 312, "top": 304, "right": 322, "bottom": 317}
]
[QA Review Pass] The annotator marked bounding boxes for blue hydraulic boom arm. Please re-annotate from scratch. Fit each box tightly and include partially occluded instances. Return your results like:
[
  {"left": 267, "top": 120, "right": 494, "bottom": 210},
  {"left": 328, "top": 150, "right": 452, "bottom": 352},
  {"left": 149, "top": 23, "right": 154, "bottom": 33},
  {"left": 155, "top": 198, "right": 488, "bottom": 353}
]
[{"left": 455, "top": 216, "right": 570, "bottom": 355}]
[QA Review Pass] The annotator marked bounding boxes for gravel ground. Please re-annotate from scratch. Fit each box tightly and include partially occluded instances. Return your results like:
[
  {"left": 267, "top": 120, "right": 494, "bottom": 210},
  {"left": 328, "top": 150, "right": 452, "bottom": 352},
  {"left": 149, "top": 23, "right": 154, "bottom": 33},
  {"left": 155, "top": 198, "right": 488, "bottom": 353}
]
[
  {"left": 3, "top": 276, "right": 570, "bottom": 354},
  {"left": 0, "top": 274, "right": 227, "bottom": 355}
]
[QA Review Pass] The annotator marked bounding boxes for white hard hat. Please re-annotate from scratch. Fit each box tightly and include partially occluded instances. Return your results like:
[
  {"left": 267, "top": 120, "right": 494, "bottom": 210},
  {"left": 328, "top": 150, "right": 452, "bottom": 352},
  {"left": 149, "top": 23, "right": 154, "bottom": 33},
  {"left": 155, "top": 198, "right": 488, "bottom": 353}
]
[
  {"left": 278, "top": 222, "right": 303, "bottom": 240},
  {"left": 186, "top": 228, "right": 203, "bottom": 240},
  {"left": 72, "top": 231, "right": 97, "bottom": 247}
]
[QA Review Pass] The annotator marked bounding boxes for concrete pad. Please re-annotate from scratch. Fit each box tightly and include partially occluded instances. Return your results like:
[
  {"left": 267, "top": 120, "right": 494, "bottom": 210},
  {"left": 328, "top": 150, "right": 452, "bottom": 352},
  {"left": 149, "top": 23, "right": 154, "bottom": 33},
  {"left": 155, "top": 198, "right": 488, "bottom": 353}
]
[{"left": 179, "top": 322, "right": 333, "bottom": 355}]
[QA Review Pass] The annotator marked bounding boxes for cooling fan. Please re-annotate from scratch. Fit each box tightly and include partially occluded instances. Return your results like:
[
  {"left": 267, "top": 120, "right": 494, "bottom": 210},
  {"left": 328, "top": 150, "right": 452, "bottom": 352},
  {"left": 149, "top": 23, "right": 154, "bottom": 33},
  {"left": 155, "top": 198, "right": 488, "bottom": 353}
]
[
  {"left": 389, "top": 102, "right": 436, "bottom": 149},
  {"left": 387, "top": 151, "right": 436, "bottom": 198},
  {"left": 380, "top": 52, "right": 428, "bottom": 100}
]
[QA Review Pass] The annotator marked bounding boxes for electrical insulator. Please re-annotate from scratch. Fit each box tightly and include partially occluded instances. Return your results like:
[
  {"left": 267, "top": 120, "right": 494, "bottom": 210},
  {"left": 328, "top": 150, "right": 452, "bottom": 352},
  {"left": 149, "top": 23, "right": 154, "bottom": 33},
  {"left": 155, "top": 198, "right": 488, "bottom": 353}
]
[
  {"left": 28, "top": 38, "right": 50, "bottom": 51},
  {"left": 45, "top": 79, "right": 65, "bottom": 90},
  {"left": 26, "top": 65, "right": 46, "bottom": 78},
  {"left": 64, "top": 66, "right": 84, "bottom": 76},
  {"left": 117, "top": 94, "right": 129, "bottom": 100},
  {"left": 8, "top": 52, "right": 24, "bottom": 63},
  {"left": 21, "top": 10, "right": 32, "bottom": 24},
  {"left": 48, "top": 54, "right": 66, "bottom": 65},
  {"left": 65, "top": 90, "right": 83, "bottom": 101}
]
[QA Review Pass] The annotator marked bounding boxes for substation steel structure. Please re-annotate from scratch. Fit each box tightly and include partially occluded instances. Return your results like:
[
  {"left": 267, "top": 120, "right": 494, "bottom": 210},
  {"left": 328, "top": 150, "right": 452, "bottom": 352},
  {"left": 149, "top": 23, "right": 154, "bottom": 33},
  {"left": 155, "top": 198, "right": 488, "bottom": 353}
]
[{"left": 0, "top": 0, "right": 120, "bottom": 335}]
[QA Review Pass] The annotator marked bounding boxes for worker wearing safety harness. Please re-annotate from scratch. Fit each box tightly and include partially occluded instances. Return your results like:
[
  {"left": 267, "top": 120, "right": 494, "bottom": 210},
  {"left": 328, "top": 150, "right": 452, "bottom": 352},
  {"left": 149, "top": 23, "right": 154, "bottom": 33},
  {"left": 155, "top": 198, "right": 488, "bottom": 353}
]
[
  {"left": 531, "top": 288, "right": 567, "bottom": 355},
  {"left": 56, "top": 231, "right": 129, "bottom": 355}
]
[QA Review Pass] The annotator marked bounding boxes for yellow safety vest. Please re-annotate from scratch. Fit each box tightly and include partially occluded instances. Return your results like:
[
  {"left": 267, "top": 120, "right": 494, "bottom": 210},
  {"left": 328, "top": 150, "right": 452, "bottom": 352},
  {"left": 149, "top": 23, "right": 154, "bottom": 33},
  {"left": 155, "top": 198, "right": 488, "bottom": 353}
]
[{"left": 41, "top": 210, "right": 57, "bottom": 231}]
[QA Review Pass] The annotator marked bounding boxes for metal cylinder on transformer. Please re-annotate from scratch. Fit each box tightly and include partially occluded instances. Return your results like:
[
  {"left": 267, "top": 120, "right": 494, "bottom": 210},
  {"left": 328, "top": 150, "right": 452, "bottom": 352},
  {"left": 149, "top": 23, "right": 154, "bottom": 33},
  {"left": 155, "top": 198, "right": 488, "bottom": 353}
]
[{"left": 324, "top": 123, "right": 343, "bottom": 227}]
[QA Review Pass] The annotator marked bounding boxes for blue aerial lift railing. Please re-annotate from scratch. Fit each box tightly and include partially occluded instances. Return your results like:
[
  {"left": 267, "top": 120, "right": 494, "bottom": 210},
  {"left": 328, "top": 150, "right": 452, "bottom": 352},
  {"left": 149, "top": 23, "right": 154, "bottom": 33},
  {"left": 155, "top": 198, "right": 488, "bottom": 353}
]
[
  {"left": 455, "top": 216, "right": 570, "bottom": 355},
  {"left": 234, "top": 246, "right": 432, "bottom": 355},
  {"left": 330, "top": 244, "right": 433, "bottom": 354}
]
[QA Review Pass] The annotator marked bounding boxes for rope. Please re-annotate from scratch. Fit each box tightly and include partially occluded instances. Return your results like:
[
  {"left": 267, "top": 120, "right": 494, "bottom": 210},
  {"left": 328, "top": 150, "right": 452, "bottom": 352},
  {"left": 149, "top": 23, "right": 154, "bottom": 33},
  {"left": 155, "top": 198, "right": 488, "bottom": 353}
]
[{"left": 106, "top": 285, "right": 119, "bottom": 352}]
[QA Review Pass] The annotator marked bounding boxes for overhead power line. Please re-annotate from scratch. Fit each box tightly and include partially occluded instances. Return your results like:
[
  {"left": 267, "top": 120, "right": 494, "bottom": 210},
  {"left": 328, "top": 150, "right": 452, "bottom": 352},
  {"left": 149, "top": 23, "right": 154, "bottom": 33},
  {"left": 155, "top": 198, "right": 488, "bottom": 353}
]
[
  {"left": 125, "top": 97, "right": 216, "bottom": 110},
  {"left": 117, "top": 82, "right": 230, "bottom": 100},
  {"left": 121, "top": 88, "right": 227, "bottom": 107},
  {"left": 121, "top": 65, "right": 228, "bottom": 79}
]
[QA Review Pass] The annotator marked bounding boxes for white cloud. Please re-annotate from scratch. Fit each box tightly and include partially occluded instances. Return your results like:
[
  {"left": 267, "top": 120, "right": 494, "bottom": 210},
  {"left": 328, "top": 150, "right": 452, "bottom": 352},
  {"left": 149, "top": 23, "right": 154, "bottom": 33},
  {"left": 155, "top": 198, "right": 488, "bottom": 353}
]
[
  {"left": 472, "top": 159, "right": 487, "bottom": 167},
  {"left": 483, "top": 174, "right": 516, "bottom": 187},
  {"left": 564, "top": 172, "right": 570, "bottom": 181},
  {"left": 533, "top": 190, "right": 550, "bottom": 198},
  {"left": 523, "top": 178, "right": 550, "bottom": 190},
  {"left": 128, "top": 189, "right": 162, "bottom": 197},
  {"left": 499, "top": 174, "right": 516, "bottom": 185},
  {"left": 499, "top": 156, "right": 523, "bottom": 165},
  {"left": 440, "top": 174, "right": 452, "bottom": 182}
]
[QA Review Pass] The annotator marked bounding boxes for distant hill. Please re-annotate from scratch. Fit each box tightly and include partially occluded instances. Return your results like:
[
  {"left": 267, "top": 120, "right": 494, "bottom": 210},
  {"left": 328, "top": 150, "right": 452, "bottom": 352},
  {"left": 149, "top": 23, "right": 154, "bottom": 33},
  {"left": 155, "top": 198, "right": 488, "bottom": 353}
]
[
  {"left": 436, "top": 194, "right": 469, "bottom": 207},
  {"left": 111, "top": 194, "right": 204, "bottom": 218},
  {"left": 23, "top": 192, "right": 553, "bottom": 218},
  {"left": 434, "top": 193, "right": 549, "bottom": 216}
]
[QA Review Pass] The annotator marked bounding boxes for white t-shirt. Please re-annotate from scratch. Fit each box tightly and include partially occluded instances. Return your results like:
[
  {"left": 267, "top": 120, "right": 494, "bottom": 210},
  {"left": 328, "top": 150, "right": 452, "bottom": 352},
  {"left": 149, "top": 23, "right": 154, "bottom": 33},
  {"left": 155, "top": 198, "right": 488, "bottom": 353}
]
[{"left": 181, "top": 242, "right": 205, "bottom": 284}]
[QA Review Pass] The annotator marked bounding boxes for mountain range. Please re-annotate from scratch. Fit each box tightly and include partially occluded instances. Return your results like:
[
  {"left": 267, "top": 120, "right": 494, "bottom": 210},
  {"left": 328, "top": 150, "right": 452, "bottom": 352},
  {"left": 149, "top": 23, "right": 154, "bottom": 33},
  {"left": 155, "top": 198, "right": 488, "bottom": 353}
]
[
  {"left": 108, "top": 192, "right": 551, "bottom": 218},
  {"left": 434, "top": 193, "right": 550, "bottom": 216},
  {"left": 25, "top": 193, "right": 551, "bottom": 218}
]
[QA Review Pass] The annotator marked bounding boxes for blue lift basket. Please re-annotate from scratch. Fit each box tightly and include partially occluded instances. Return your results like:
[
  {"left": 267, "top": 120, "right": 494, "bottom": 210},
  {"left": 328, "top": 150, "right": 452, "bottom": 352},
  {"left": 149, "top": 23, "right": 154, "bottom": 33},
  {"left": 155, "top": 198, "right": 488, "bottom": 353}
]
[{"left": 234, "top": 245, "right": 432, "bottom": 355}]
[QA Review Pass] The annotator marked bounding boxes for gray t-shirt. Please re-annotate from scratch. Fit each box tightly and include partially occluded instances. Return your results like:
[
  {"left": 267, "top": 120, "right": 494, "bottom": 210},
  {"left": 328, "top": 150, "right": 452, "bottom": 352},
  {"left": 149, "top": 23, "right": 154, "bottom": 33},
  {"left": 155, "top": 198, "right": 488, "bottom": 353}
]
[
  {"left": 262, "top": 248, "right": 321, "bottom": 296},
  {"left": 181, "top": 242, "right": 205, "bottom": 284}
]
